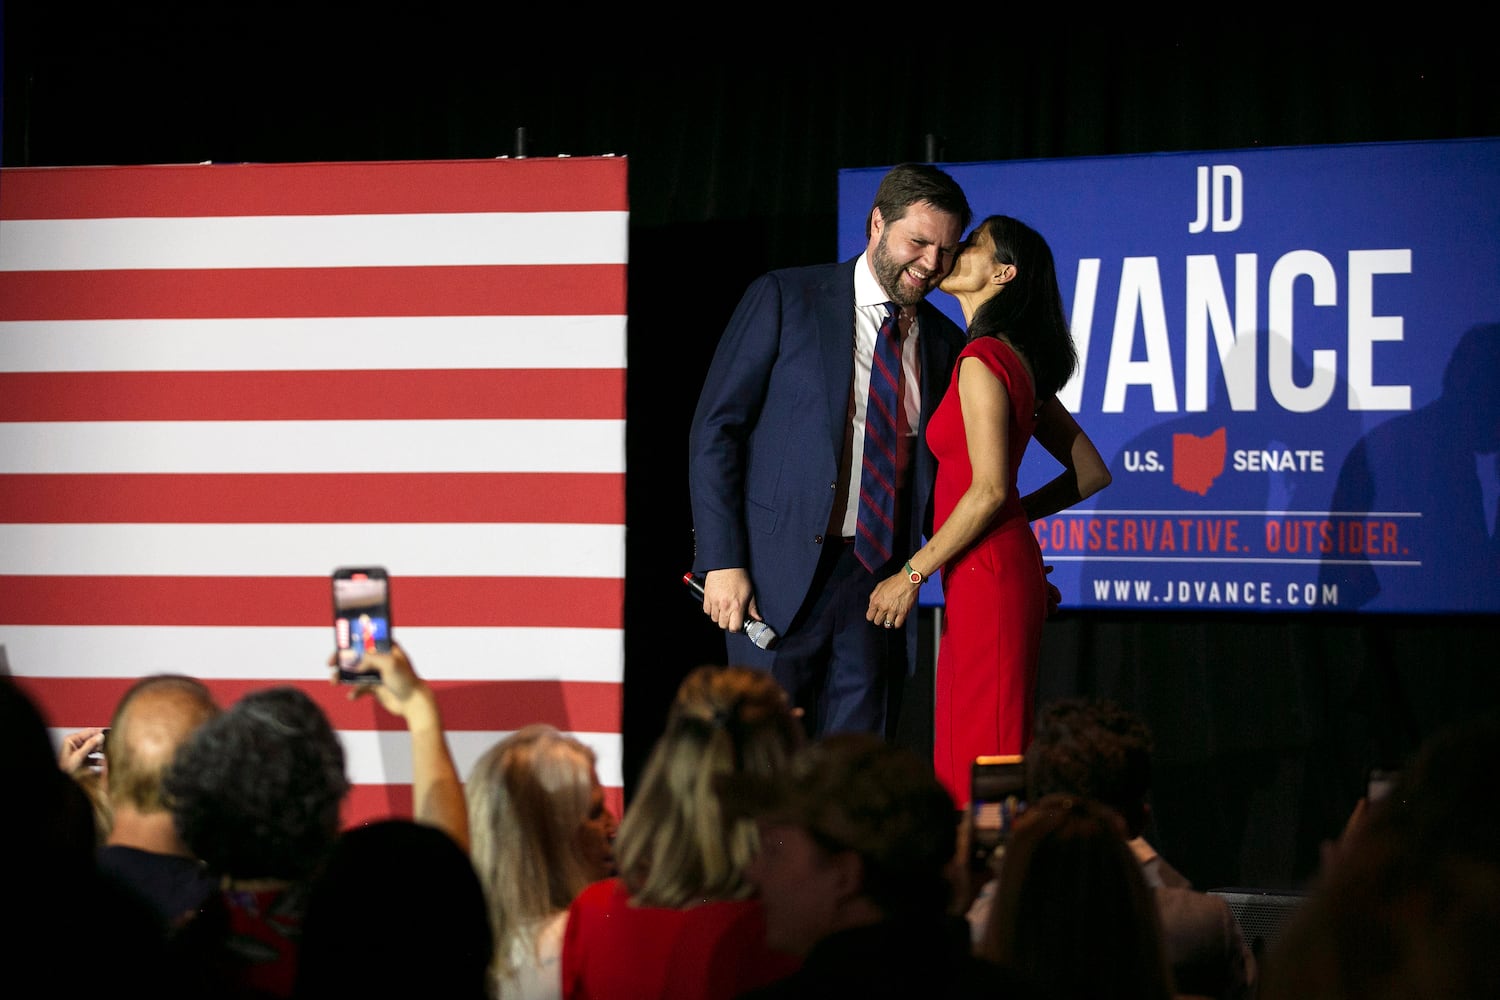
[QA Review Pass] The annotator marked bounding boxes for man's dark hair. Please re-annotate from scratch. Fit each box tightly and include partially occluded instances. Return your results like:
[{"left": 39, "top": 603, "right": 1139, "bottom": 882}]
[
  {"left": 1024, "top": 697, "right": 1154, "bottom": 838},
  {"left": 164, "top": 686, "right": 349, "bottom": 881},
  {"left": 866, "top": 162, "right": 972, "bottom": 238}
]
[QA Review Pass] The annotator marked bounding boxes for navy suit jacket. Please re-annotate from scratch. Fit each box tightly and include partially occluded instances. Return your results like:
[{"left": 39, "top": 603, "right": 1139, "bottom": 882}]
[{"left": 688, "top": 257, "right": 966, "bottom": 663}]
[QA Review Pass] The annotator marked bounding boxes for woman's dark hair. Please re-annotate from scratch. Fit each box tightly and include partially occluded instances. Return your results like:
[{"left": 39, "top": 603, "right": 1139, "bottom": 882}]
[
  {"left": 966, "top": 215, "right": 1078, "bottom": 401},
  {"left": 978, "top": 793, "right": 1174, "bottom": 1000},
  {"left": 295, "top": 820, "right": 493, "bottom": 1000},
  {"left": 164, "top": 686, "right": 349, "bottom": 881}
]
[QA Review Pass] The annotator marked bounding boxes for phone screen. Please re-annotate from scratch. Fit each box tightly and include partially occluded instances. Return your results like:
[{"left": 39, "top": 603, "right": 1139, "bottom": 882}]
[
  {"left": 332, "top": 566, "right": 391, "bottom": 684},
  {"left": 1367, "top": 768, "right": 1400, "bottom": 804},
  {"left": 970, "top": 754, "right": 1026, "bottom": 875},
  {"left": 85, "top": 728, "right": 109, "bottom": 773}
]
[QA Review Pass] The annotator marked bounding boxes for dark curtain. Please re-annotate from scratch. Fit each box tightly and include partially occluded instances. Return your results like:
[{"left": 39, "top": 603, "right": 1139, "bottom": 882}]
[{"left": 5, "top": 11, "right": 1498, "bottom": 890}]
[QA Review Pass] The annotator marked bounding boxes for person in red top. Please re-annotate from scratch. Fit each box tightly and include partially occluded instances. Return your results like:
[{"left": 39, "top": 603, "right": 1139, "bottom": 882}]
[
  {"left": 561, "top": 665, "right": 805, "bottom": 999},
  {"left": 867, "top": 215, "right": 1111, "bottom": 807},
  {"left": 359, "top": 613, "right": 377, "bottom": 653}
]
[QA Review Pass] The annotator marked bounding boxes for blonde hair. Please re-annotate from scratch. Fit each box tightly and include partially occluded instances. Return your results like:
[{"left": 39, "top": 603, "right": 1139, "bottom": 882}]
[
  {"left": 614, "top": 665, "right": 803, "bottom": 908},
  {"left": 465, "top": 724, "right": 599, "bottom": 983}
]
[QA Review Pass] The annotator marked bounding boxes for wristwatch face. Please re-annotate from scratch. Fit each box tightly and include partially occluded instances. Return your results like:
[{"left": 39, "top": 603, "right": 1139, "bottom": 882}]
[{"left": 908, "top": 568, "right": 923, "bottom": 584}]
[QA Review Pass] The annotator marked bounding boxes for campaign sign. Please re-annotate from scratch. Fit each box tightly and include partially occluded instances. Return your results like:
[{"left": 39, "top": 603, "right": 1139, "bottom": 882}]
[{"left": 839, "top": 139, "right": 1500, "bottom": 614}]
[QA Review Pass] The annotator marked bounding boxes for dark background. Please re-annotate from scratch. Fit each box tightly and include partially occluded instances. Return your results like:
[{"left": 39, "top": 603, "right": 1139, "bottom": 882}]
[{"left": 6, "top": 8, "right": 1499, "bottom": 892}]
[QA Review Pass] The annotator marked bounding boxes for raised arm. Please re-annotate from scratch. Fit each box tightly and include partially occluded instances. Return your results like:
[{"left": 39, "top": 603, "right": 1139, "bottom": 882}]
[{"left": 330, "top": 642, "right": 470, "bottom": 850}]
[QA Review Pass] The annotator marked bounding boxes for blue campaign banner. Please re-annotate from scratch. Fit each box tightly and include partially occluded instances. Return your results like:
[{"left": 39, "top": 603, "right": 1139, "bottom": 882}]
[{"left": 840, "top": 138, "right": 1500, "bottom": 615}]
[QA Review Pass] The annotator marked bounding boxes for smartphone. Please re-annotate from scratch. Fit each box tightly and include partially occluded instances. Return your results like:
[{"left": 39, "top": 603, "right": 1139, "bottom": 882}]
[
  {"left": 970, "top": 754, "right": 1026, "bottom": 875},
  {"left": 332, "top": 566, "right": 391, "bottom": 684},
  {"left": 85, "top": 728, "right": 109, "bottom": 773},
  {"left": 1367, "top": 767, "right": 1400, "bottom": 804}
]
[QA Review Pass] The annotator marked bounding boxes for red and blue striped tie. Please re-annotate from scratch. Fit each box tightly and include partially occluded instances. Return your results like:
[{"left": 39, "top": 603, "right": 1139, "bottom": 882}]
[{"left": 856, "top": 302, "right": 902, "bottom": 572}]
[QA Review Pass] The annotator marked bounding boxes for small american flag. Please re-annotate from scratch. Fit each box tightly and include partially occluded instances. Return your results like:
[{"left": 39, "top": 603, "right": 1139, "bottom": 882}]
[{"left": 0, "top": 156, "right": 629, "bottom": 823}]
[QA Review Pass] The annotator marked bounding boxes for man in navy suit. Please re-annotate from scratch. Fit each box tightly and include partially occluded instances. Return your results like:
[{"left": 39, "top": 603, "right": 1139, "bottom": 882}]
[{"left": 688, "top": 162, "right": 971, "bottom": 742}]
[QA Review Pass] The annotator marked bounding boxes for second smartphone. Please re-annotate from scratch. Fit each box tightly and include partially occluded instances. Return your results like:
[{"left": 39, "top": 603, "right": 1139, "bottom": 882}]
[{"left": 332, "top": 566, "right": 392, "bottom": 684}]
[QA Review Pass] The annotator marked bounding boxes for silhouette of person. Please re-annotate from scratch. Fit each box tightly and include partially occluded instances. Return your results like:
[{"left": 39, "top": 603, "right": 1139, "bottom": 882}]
[{"left": 1319, "top": 321, "right": 1500, "bottom": 612}]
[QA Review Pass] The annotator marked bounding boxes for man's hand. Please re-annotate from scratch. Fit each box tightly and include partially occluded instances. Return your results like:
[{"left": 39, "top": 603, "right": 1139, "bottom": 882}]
[
  {"left": 58, "top": 727, "right": 106, "bottom": 774},
  {"left": 702, "top": 567, "right": 758, "bottom": 634}
]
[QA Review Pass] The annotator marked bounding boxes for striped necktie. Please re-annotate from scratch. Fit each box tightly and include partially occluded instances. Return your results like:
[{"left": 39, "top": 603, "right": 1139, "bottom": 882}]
[{"left": 855, "top": 302, "right": 902, "bottom": 572}]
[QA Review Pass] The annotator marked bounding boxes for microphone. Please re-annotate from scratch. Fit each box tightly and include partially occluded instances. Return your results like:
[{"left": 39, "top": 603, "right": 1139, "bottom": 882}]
[{"left": 682, "top": 572, "right": 779, "bottom": 650}]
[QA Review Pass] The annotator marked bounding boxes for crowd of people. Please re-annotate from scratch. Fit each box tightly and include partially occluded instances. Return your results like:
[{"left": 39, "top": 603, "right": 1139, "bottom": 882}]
[
  {"left": 14, "top": 160, "right": 1493, "bottom": 997},
  {"left": 20, "top": 651, "right": 1493, "bottom": 999}
]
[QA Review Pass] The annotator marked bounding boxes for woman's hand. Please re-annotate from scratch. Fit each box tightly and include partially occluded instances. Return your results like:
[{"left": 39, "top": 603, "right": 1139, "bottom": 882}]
[
  {"left": 326, "top": 641, "right": 466, "bottom": 847},
  {"left": 867, "top": 572, "right": 921, "bottom": 630},
  {"left": 327, "top": 642, "right": 436, "bottom": 724}
]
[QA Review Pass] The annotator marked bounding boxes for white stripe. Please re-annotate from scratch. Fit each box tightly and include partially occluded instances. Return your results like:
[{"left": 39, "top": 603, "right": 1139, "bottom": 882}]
[
  {"left": 0, "top": 212, "right": 630, "bottom": 270},
  {"left": 0, "top": 523, "right": 625, "bottom": 576},
  {"left": 366, "top": 729, "right": 624, "bottom": 788},
  {"left": 455, "top": 730, "right": 624, "bottom": 790},
  {"left": 9, "top": 625, "right": 623, "bottom": 683},
  {"left": 0, "top": 419, "right": 625, "bottom": 473},
  {"left": 0, "top": 316, "right": 627, "bottom": 372},
  {"left": 48, "top": 728, "right": 626, "bottom": 790}
]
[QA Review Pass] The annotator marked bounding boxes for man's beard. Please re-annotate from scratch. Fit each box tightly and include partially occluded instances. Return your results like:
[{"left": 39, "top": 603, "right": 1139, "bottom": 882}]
[{"left": 871, "top": 233, "right": 930, "bottom": 308}]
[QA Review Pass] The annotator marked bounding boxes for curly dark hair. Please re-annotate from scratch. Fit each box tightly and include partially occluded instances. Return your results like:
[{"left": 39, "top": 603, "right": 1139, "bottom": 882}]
[
  {"left": 1024, "top": 697, "right": 1154, "bottom": 838},
  {"left": 164, "top": 686, "right": 349, "bottom": 881},
  {"left": 779, "top": 732, "right": 958, "bottom": 919}
]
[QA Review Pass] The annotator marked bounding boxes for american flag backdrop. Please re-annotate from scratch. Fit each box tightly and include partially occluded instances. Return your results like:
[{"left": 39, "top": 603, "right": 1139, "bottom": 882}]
[{"left": 0, "top": 156, "right": 629, "bottom": 824}]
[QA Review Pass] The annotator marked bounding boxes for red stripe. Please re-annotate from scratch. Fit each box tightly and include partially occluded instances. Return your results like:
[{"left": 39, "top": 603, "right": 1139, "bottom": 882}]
[
  {"left": 17, "top": 675, "right": 621, "bottom": 733},
  {"left": 0, "top": 370, "right": 625, "bottom": 421},
  {"left": 341, "top": 783, "right": 625, "bottom": 832},
  {"left": 0, "top": 576, "right": 625, "bottom": 628},
  {"left": 0, "top": 265, "right": 626, "bottom": 320},
  {"left": 24, "top": 673, "right": 628, "bottom": 828},
  {"left": 0, "top": 159, "right": 628, "bottom": 219},
  {"left": 0, "top": 473, "right": 624, "bottom": 523},
  {"left": 343, "top": 785, "right": 416, "bottom": 830}
]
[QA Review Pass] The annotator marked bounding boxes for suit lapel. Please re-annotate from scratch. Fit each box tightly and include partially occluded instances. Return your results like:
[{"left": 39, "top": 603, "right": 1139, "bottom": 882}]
[{"left": 817, "top": 260, "right": 859, "bottom": 455}]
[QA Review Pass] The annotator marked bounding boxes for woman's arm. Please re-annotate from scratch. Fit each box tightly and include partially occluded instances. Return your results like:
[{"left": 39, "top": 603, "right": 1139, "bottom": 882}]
[
  {"left": 867, "top": 355, "right": 1012, "bottom": 627},
  {"left": 1020, "top": 395, "right": 1111, "bottom": 521},
  {"left": 331, "top": 643, "right": 470, "bottom": 850}
]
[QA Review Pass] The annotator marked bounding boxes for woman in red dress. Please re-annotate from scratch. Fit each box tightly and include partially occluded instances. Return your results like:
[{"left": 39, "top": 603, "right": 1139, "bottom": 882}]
[
  {"left": 867, "top": 215, "right": 1111, "bottom": 807},
  {"left": 559, "top": 665, "right": 804, "bottom": 999}
]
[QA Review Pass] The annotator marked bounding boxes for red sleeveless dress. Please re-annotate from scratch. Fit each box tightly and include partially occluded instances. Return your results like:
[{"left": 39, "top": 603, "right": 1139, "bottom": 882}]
[{"left": 926, "top": 336, "right": 1045, "bottom": 807}]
